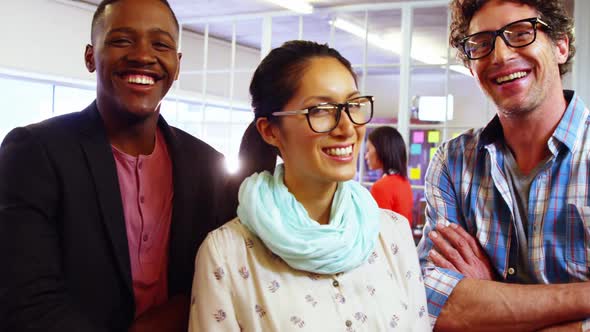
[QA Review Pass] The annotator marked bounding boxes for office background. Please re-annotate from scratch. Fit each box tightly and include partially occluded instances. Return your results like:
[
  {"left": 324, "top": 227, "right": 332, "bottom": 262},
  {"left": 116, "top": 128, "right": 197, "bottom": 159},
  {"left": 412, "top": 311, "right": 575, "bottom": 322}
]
[{"left": 1, "top": 0, "right": 588, "bottom": 225}]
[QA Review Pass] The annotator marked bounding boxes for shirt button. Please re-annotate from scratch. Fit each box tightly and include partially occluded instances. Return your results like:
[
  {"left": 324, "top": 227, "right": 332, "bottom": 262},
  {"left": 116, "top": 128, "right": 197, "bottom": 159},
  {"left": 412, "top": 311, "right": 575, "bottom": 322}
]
[
  {"left": 140, "top": 196, "right": 145, "bottom": 204},
  {"left": 143, "top": 234, "right": 149, "bottom": 242},
  {"left": 507, "top": 267, "right": 515, "bottom": 275},
  {"left": 332, "top": 280, "right": 339, "bottom": 287},
  {"left": 345, "top": 320, "right": 352, "bottom": 327}
]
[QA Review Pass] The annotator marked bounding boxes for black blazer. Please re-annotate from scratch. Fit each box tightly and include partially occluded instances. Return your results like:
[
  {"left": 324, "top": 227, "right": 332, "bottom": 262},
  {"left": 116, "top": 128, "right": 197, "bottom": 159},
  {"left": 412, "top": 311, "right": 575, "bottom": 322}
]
[{"left": 0, "top": 102, "right": 235, "bottom": 331}]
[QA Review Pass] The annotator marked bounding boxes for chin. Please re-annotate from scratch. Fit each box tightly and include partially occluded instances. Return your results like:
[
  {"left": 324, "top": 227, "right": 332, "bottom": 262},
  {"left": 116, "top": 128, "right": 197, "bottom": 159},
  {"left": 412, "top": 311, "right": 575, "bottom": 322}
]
[
  {"left": 122, "top": 101, "right": 160, "bottom": 115},
  {"left": 332, "top": 169, "right": 357, "bottom": 182}
]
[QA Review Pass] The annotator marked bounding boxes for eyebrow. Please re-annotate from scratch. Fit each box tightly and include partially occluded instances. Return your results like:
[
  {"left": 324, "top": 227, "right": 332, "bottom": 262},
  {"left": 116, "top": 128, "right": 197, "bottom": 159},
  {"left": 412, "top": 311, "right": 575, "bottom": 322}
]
[
  {"left": 302, "top": 91, "right": 361, "bottom": 104},
  {"left": 106, "top": 27, "right": 177, "bottom": 42}
]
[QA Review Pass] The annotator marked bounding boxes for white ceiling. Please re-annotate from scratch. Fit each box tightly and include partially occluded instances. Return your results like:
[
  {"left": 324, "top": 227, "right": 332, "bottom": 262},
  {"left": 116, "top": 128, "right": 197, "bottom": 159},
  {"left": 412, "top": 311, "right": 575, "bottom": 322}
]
[
  {"left": 78, "top": 0, "right": 574, "bottom": 71},
  {"left": 79, "top": 0, "right": 452, "bottom": 68},
  {"left": 171, "top": 0, "right": 404, "bottom": 19}
]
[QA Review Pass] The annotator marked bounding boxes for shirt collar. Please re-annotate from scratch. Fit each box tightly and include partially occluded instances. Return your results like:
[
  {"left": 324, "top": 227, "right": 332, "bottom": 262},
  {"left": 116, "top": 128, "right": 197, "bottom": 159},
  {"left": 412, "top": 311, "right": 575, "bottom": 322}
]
[
  {"left": 551, "top": 90, "right": 586, "bottom": 152},
  {"left": 478, "top": 116, "right": 503, "bottom": 150},
  {"left": 477, "top": 90, "right": 586, "bottom": 152}
]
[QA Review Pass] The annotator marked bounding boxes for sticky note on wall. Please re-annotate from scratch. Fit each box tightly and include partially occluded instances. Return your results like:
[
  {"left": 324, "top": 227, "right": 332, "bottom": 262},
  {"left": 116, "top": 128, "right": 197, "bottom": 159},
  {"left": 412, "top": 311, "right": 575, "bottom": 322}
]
[
  {"left": 412, "top": 131, "right": 424, "bottom": 143},
  {"left": 427, "top": 131, "right": 440, "bottom": 143},
  {"left": 410, "top": 144, "right": 422, "bottom": 155},
  {"left": 409, "top": 167, "right": 421, "bottom": 180}
]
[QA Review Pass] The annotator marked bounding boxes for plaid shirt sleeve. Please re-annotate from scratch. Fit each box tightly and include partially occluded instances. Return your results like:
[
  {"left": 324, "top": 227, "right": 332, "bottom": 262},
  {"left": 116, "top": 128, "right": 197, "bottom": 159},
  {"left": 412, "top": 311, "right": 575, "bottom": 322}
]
[{"left": 417, "top": 143, "right": 466, "bottom": 326}]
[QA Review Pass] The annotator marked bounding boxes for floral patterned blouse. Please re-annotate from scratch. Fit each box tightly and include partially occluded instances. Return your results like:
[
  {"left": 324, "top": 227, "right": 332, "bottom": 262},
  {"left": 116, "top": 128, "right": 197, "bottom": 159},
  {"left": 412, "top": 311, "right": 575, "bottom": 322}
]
[{"left": 189, "top": 210, "right": 431, "bottom": 331}]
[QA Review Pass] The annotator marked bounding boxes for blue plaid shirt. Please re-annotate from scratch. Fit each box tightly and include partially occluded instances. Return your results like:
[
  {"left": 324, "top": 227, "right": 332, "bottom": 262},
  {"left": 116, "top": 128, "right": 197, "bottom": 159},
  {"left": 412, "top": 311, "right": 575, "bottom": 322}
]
[{"left": 418, "top": 90, "right": 590, "bottom": 330}]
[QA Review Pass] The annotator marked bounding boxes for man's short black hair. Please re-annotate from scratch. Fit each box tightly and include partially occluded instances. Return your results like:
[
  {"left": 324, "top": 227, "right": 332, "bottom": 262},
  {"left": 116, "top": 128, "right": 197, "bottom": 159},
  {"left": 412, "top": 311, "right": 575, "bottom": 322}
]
[{"left": 91, "top": 0, "right": 180, "bottom": 43}]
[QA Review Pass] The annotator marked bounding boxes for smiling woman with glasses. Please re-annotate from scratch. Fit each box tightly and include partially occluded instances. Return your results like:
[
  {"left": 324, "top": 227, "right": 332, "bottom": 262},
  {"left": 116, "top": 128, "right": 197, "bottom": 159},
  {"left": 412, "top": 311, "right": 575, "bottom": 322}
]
[
  {"left": 188, "top": 40, "right": 430, "bottom": 331},
  {"left": 460, "top": 17, "right": 551, "bottom": 60}
]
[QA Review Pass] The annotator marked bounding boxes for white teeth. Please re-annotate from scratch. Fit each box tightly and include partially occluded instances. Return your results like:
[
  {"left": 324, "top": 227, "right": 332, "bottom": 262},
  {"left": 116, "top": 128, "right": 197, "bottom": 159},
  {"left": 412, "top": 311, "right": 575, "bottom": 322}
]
[
  {"left": 496, "top": 71, "right": 527, "bottom": 84},
  {"left": 127, "top": 75, "right": 155, "bottom": 85},
  {"left": 325, "top": 145, "right": 353, "bottom": 157}
]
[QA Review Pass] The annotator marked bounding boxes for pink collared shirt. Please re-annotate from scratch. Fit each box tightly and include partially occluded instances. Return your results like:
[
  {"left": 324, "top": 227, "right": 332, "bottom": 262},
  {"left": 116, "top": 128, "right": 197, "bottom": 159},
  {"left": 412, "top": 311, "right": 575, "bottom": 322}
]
[{"left": 112, "top": 129, "right": 174, "bottom": 318}]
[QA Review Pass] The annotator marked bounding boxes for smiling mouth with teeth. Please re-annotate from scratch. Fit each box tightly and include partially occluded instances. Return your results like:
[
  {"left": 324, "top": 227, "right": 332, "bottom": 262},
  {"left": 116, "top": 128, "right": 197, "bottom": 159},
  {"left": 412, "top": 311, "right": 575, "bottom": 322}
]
[
  {"left": 126, "top": 74, "right": 155, "bottom": 85},
  {"left": 324, "top": 145, "right": 353, "bottom": 157},
  {"left": 495, "top": 71, "right": 528, "bottom": 84}
]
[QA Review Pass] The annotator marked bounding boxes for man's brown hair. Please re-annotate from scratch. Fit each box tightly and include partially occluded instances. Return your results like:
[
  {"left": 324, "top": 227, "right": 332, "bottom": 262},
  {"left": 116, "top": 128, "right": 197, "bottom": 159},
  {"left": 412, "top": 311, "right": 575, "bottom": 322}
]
[{"left": 449, "top": 0, "right": 575, "bottom": 76}]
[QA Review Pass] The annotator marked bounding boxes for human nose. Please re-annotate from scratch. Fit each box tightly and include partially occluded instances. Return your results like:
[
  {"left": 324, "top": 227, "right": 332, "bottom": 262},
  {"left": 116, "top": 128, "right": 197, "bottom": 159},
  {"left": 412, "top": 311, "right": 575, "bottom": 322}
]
[
  {"left": 490, "top": 34, "right": 515, "bottom": 63},
  {"left": 330, "top": 107, "right": 356, "bottom": 137},
  {"left": 126, "top": 39, "right": 156, "bottom": 64}
]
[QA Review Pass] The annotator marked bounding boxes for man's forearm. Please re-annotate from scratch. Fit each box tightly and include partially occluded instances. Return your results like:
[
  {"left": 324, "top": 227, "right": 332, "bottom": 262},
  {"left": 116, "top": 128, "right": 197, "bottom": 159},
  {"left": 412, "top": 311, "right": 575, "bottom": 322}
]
[{"left": 435, "top": 278, "right": 590, "bottom": 332}]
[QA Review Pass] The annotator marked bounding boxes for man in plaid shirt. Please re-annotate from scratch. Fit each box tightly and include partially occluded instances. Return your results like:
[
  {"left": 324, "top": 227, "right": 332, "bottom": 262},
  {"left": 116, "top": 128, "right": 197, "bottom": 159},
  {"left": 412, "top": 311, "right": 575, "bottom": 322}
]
[{"left": 418, "top": 0, "right": 590, "bottom": 331}]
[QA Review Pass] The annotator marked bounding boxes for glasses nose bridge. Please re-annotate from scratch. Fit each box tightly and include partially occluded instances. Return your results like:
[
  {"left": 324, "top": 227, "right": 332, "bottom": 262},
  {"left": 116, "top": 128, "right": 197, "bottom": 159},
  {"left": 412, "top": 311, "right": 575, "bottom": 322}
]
[
  {"left": 333, "top": 103, "right": 356, "bottom": 131},
  {"left": 488, "top": 28, "right": 515, "bottom": 59},
  {"left": 341, "top": 102, "right": 359, "bottom": 123}
]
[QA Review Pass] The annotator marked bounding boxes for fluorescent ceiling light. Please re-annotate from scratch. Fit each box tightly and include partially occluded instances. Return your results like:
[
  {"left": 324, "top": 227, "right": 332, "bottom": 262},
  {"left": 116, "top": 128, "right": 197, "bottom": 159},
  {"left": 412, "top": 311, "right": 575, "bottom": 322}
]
[
  {"left": 330, "top": 18, "right": 471, "bottom": 76},
  {"left": 263, "top": 0, "right": 313, "bottom": 14}
]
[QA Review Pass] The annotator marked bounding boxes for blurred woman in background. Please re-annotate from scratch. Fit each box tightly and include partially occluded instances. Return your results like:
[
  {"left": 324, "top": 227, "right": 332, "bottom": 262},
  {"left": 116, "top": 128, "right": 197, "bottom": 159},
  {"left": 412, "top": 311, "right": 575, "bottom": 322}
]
[{"left": 365, "top": 126, "right": 413, "bottom": 224}]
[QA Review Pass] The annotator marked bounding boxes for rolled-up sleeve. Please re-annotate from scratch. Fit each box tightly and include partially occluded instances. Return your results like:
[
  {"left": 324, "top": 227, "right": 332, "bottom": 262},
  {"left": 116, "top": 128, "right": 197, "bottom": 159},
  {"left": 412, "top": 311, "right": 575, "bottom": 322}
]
[{"left": 417, "top": 144, "right": 465, "bottom": 326}]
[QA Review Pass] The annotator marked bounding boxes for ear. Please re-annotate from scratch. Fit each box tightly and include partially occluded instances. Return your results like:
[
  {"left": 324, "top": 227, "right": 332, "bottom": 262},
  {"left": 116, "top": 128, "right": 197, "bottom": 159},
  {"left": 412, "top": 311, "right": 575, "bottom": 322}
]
[
  {"left": 255, "top": 117, "right": 281, "bottom": 148},
  {"left": 554, "top": 35, "right": 569, "bottom": 65},
  {"left": 174, "top": 52, "right": 182, "bottom": 80},
  {"left": 84, "top": 44, "right": 96, "bottom": 73}
]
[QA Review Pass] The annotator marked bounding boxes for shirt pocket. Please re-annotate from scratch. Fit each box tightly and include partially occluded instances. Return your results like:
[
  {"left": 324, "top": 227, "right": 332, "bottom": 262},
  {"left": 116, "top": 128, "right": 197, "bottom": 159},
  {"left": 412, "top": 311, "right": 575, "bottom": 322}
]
[{"left": 565, "top": 203, "right": 590, "bottom": 280}]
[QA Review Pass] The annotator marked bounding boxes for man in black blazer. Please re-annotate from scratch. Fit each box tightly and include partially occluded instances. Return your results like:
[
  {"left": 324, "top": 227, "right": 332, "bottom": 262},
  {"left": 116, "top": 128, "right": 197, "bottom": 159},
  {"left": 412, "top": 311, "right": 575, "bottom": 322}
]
[{"left": 0, "top": 0, "right": 235, "bottom": 331}]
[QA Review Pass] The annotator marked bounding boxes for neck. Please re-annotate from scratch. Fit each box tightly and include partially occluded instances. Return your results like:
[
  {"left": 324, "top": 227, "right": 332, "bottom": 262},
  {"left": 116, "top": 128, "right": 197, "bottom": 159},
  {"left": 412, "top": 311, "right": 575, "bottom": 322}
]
[
  {"left": 498, "top": 91, "right": 567, "bottom": 175},
  {"left": 283, "top": 169, "right": 338, "bottom": 225},
  {"left": 97, "top": 104, "right": 160, "bottom": 157}
]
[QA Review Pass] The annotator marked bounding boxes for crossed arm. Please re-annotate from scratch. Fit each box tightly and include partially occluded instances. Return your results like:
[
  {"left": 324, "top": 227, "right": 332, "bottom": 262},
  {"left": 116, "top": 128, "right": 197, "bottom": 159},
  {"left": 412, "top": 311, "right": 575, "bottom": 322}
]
[
  {"left": 422, "top": 148, "right": 590, "bottom": 332},
  {"left": 427, "top": 224, "right": 589, "bottom": 332}
]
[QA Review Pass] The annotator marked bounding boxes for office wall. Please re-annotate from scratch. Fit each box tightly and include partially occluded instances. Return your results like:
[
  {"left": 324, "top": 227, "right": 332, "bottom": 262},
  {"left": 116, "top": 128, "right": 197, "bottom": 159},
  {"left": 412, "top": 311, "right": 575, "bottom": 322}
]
[
  {"left": 2, "top": 0, "right": 496, "bottom": 129},
  {"left": 1, "top": 0, "right": 94, "bottom": 81},
  {"left": 0, "top": 0, "right": 260, "bottom": 105},
  {"left": 366, "top": 72, "right": 494, "bottom": 127},
  {"left": 573, "top": 0, "right": 590, "bottom": 103}
]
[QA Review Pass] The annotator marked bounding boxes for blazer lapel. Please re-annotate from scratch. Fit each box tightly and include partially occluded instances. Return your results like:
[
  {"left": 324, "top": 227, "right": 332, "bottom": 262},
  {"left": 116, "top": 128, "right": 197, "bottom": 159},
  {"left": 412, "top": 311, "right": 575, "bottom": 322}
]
[
  {"left": 158, "top": 117, "right": 195, "bottom": 295},
  {"left": 78, "top": 102, "right": 133, "bottom": 296}
]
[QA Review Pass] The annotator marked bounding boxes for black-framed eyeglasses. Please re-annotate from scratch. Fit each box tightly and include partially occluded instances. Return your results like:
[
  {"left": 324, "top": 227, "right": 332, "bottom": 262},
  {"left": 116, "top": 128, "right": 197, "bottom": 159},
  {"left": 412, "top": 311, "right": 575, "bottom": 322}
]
[
  {"left": 271, "top": 95, "right": 374, "bottom": 133},
  {"left": 460, "top": 17, "right": 551, "bottom": 60}
]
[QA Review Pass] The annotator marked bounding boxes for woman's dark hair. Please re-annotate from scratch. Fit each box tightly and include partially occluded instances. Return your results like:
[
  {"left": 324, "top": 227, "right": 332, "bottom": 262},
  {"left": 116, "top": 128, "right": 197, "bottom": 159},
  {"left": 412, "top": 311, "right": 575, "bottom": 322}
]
[
  {"left": 368, "top": 126, "right": 408, "bottom": 178},
  {"left": 449, "top": 0, "right": 575, "bottom": 76},
  {"left": 236, "top": 40, "right": 357, "bottom": 182}
]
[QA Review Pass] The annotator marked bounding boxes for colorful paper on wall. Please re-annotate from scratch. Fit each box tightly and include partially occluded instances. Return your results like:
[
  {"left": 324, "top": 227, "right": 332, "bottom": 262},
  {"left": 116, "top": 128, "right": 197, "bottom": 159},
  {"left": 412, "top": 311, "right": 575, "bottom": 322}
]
[
  {"left": 412, "top": 131, "right": 425, "bottom": 143},
  {"left": 409, "top": 167, "right": 421, "bottom": 180},
  {"left": 427, "top": 131, "right": 440, "bottom": 143},
  {"left": 430, "top": 147, "right": 437, "bottom": 160},
  {"left": 410, "top": 144, "right": 422, "bottom": 155}
]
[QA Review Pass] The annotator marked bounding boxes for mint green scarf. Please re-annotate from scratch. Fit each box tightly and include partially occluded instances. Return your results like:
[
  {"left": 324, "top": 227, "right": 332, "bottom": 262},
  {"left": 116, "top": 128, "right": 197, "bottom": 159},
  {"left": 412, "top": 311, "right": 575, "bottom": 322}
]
[{"left": 237, "top": 164, "right": 381, "bottom": 274}]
